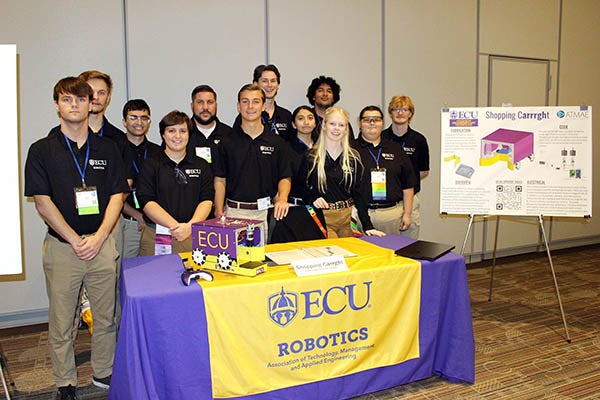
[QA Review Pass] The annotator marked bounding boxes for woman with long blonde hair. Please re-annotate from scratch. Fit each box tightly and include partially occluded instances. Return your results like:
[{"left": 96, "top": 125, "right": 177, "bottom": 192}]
[{"left": 300, "top": 107, "right": 384, "bottom": 238}]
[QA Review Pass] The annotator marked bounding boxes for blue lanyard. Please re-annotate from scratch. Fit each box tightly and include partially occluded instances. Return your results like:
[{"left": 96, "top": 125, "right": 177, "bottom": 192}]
[
  {"left": 132, "top": 147, "right": 148, "bottom": 174},
  {"left": 63, "top": 134, "right": 90, "bottom": 188},
  {"left": 263, "top": 113, "right": 279, "bottom": 135},
  {"left": 367, "top": 147, "right": 382, "bottom": 169}
]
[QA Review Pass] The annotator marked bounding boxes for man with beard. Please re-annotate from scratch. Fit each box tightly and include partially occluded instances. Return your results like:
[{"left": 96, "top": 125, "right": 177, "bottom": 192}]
[{"left": 187, "top": 84, "right": 232, "bottom": 166}]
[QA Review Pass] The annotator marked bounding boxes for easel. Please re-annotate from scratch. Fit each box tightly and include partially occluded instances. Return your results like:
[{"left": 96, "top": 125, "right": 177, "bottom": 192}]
[
  {"left": 461, "top": 214, "right": 571, "bottom": 343},
  {"left": 0, "top": 342, "right": 14, "bottom": 400}
]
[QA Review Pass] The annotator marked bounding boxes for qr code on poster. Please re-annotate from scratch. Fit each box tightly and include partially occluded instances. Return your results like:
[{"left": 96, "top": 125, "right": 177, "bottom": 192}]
[{"left": 495, "top": 184, "right": 522, "bottom": 211}]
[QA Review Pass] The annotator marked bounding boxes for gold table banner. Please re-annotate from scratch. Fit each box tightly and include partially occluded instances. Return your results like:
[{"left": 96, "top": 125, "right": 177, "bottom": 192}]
[{"left": 186, "top": 237, "right": 421, "bottom": 398}]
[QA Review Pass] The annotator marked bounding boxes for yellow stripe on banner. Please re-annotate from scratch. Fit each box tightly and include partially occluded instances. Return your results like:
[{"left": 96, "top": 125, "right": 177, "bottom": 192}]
[{"left": 192, "top": 238, "right": 421, "bottom": 398}]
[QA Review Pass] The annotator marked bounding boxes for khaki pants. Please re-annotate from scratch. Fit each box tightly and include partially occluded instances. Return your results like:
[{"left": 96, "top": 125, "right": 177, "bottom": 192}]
[
  {"left": 364, "top": 202, "right": 405, "bottom": 234},
  {"left": 322, "top": 207, "right": 353, "bottom": 238},
  {"left": 224, "top": 206, "right": 269, "bottom": 244},
  {"left": 43, "top": 234, "right": 117, "bottom": 387},
  {"left": 401, "top": 194, "right": 421, "bottom": 239},
  {"left": 139, "top": 224, "right": 192, "bottom": 256},
  {"left": 360, "top": 194, "right": 421, "bottom": 238},
  {"left": 121, "top": 216, "right": 141, "bottom": 259}
]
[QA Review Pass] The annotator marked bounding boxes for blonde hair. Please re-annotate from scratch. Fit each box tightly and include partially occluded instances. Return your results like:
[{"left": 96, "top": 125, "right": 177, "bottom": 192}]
[
  {"left": 307, "top": 107, "right": 361, "bottom": 193},
  {"left": 387, "top": 95, "right": 415, "bottom": 124}
]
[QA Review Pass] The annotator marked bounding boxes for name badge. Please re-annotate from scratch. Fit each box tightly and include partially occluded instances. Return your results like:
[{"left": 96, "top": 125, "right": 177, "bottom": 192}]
[
  {"left": 370, "top": 168, "right": 387, "bottom": 201},
  {"left": 257, "top": 196, "right": 271, "bottom": 211},
  {"left": 74, "top": 186, "right": 100, "bottom": 215},
  {"left": 155, "top": 224, "right": 172, "bottom": 255},
  {"left": 195, "top": 147, "right": 212, "bottom": 163}
]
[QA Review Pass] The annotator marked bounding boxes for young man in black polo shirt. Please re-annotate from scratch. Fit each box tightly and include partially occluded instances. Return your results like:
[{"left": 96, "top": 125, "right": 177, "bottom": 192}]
[
  {"left": 306, "top": 75, "right": 354, "bottom": 138},
  {"left": 213, "top": 83, "right": 291, "bottom": 237},
  {"left": 24, "top": 77, "right": 128, "bottom": 399},
  {"left": 78, "top": 70, "right": 131, "bottom": 168},
  {"left": 233, "top": 65, "right": 293, "bottom": 140},
  {"left": 252, "top": 64, "right": 293, "bottom": 139},
  {"left": 355, "top": 106, "right": 416, "bottom": 235},
  {"left": 120, "top": 99, "right": 161, "bottom": 258},
  {"left": 381, "top": 95, "right": 429, "bottom": 238}
]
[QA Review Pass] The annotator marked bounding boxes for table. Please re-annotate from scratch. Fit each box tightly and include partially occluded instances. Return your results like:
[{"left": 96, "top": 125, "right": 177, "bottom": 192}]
[{"left": 109, "top": 235, "right": 474, "bottom": 399}]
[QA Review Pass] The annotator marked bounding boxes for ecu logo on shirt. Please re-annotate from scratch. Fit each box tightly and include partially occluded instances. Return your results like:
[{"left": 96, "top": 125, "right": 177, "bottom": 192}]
[
  {"left": 88, "top": 159, "right": 107, "bottom": 169},
  {"left": 185, "top": 168, "right": 203, "bottom": 178},
  {"left": 381, "top": 152, "right": 395, "bottom": 161},
  {"left": 260, "top": 145, "right": 275, "bottom": 155}
]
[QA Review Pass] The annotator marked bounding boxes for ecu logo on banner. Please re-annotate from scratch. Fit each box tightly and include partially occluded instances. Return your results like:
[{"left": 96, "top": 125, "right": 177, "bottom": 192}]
[{"left": 268, "top": 287, "right": 298, "bottom": 327}]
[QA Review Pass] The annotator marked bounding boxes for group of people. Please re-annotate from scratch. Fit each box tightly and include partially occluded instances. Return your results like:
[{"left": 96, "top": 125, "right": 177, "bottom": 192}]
[{"left": 24, "top": 65, "right": 429, "bottom": 400}]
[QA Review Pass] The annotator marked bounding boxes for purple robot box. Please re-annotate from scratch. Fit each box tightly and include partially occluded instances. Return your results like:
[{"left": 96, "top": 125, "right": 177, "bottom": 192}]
[{"left": 191, "top": 216, "right": 267, "bottom": 276}]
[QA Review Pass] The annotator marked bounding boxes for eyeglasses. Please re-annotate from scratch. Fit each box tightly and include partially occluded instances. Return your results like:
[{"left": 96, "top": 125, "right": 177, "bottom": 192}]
[
  {"left": 127, "top": 115, "right": 151, "bottom": 122},
  {"left": 174, "top": 166, "right": 188, "bottom": 185},
  {"left": 391, "top": 107, "right": 410, "bottom": 114},
  {"left": 361, "top": 116, "right": 383, "bottom": 124}
]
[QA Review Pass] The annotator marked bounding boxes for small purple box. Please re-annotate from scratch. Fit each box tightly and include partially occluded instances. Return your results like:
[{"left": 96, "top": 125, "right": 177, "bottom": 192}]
[{"left": 192, "top": 216, "right": 265, "bottom": 259}]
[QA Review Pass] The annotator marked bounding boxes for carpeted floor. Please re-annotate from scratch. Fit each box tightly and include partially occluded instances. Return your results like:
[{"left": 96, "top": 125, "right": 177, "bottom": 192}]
[{"left": 1, "top": 245, "right": 599, "bottom": 399}]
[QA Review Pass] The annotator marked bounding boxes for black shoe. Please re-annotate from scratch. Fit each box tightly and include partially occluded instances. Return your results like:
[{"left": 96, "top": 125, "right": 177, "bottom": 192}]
[
  {"left": 92, "top": 374, "right": 111, "bottom": 389},
  {"left": 56, "top": 385, "right": 78, "bottom": 400}
]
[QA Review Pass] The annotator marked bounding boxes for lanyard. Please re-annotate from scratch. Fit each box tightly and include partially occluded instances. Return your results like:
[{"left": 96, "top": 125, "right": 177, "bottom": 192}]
[
  {"left": 367, "top": 147, "right": 382, "bottom": 169},
  {"left": 263, "top": 113, "right": 279, "bottom": 135},
  {"left": 132, "top": 147, "right": 148, "bottom": 174},
  {"left": 64, "top": 134, "right": 90, "bottom": 188},
  {"left": 305, "top": 205, "right": 327, "bottom": 239}
]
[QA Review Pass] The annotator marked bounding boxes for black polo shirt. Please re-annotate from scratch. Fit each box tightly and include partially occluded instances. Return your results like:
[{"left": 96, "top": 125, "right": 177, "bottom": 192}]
[
  {"left": 25, "top": 126, "right": 129, "bottom": 239},
  {"left": 213, "top": 126, "right": 292, "bottom": 202},
  {"left": 286, "top": 135, "right": 311, "bottom": 199},
  {"left": 382, "top": 125, "right": 429, "bottom": 194},
  {"left": 187, "top": 117, "right": 232, "bottom": 167},
  {"left": 354, "top": 136, "right": 416, "bottom": 204},
  {"left": 299, "top": 149, "right": 373, "bottom": 229},
  {"left": 136, "top": 151, "right": 214, "bottom": 224},
  {"left": 233, "top": 102, "right": 293, "bottom": 141},
  {"left": 299, "top": 150, "right": 364, "bottom": 205},
  {"left": 94, "top": 116, "right": 135, "bottom": 180},
  {"left": 125, "top": 137, "right": 162, "bottom": 210}
]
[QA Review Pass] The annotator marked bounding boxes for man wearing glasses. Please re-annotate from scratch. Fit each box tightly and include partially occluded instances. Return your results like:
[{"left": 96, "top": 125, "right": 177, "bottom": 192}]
[
  {"left": 382, "top": 95, "right": 429, "bottom": 238},
  {"left": 120, "top": 99, "right": 161, "bottom": 258},
  {"left": 136, "top": 111, "right": 214, "bottom": 256}
]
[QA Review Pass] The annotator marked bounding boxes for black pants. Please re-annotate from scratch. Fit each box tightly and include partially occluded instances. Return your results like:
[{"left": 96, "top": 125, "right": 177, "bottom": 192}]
[{"left": 268, "top": 206, "right": 327, "bottom": 244}]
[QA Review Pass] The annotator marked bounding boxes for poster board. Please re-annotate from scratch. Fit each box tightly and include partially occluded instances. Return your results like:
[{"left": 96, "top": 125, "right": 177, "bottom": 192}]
[
  {"left": 0, "top": 44, "right": 23, "bottom": 277},
  {"left": 440, "top": 106, "right": 592, "bottom": 217}
]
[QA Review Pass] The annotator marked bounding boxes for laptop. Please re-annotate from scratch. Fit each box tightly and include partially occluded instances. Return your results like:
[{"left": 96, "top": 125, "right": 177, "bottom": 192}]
[{"left": 395, "top": 240, "right": 455, "bottom": 261}]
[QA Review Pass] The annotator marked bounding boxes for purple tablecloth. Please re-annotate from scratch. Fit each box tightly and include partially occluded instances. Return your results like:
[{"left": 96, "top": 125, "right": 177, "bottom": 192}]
[{"left": 109, "top": 235, "right": 474, "bottom": 399}]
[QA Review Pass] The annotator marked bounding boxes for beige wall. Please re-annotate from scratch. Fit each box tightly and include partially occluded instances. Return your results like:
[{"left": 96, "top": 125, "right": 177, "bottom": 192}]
[{"left": 1, "top": 0, "right": 598, "bottom": 325}]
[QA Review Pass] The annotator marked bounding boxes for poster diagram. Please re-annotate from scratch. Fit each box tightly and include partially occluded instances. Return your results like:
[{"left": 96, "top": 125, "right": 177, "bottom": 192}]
[{"left": 440, "top": 106, "right": 592, "bottom": 217}]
